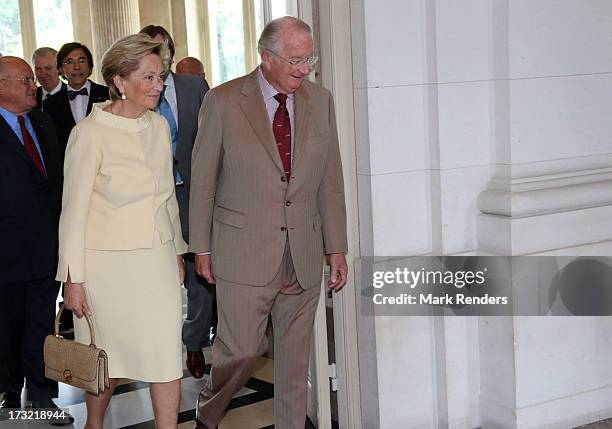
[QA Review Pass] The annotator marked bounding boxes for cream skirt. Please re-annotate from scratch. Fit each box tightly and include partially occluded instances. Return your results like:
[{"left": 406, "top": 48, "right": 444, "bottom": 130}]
[{"left": 74, "top": 236, "right": 182, "bottom": 382}]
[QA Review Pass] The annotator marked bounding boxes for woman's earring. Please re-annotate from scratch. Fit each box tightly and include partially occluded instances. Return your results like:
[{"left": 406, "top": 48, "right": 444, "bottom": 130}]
[{"left": 121, "top": 93, "right": 127, "bottom": 100}]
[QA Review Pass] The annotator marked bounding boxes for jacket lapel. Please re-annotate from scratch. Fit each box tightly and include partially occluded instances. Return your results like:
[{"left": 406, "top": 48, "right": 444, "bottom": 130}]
[
  {"left": 58, "top": 89, "right": 77, "bottom": 129},
  {"left": 0, "top": 115, "right": 45, "bottom": 179},
  {"left": 290, "top": 85, "right": 311, "bottom": 172},
  {"left": 86, "top": 80, "right": 95, "bottom": 115},
  {"left": 86, "top": 81, "right": 108, "bottom": 115},
  {"left": 28, "top": 112, "right": 53, "bottom": 180},
  {"left": 173, "top": 73, "right": 187, "bottom": 147},
  {"left": 239, "top": 70, "right": 284, "bottom": 173}
]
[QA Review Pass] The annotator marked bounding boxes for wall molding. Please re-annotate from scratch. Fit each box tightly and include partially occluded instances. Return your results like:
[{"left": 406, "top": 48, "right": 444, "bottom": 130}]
[{"left": 478, "top": 154, "right": 612, "bottom": 217}]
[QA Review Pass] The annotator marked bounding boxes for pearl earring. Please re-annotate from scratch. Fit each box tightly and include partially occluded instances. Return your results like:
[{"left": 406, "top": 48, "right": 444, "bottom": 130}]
[{"left": 121, "top": 93, "right": 126, "bottom": 100}]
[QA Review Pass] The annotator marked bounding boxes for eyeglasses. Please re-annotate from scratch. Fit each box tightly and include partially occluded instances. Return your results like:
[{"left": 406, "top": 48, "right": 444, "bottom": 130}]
[
  {"left": 63, "top": 57, "right": 88, "bottom": 66},
  {"left": 0, "top": 76, "right": 37, "bottom": 84},
  {"left": 267, "top": 50, "right": 318, "bottom": 69}
]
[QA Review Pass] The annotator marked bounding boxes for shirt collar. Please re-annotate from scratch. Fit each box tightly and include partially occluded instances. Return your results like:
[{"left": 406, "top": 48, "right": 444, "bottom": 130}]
[
  {"left": 164, "top": 72, "right": 175, "bottom": 89},
  {"left": 67, "top": 79, "right": 91, "bottom": 93},
  {"left": 257, "top": 66, "right": 294, "bottom": 102},
  {"left": 0, "top": 106, "right": 18, "bottom": 126},
  {"left": 43, "top": 80, "right": 63, "bottom": 98}
]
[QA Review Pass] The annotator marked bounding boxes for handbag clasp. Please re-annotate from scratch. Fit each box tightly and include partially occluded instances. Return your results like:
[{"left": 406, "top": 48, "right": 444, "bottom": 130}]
[{"left": 63, "top": 369, "right": 73, "bottom": 382}]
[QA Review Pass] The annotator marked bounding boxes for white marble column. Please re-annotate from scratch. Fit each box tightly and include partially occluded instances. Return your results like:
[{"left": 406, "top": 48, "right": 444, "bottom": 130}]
[
  {"left": 476, "top": 1, "right": 612, "bottom": 428},
  {"left": 89, "top": 0, "right": 140, "bottom": 81},
  {"left": 347, "top": 0, "right": 612, "bottom": 428}
]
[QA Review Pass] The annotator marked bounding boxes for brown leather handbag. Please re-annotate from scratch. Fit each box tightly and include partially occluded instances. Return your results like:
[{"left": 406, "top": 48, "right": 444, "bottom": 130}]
[{"left": 44, "top": 304, "right": 110, "bottom": 395}]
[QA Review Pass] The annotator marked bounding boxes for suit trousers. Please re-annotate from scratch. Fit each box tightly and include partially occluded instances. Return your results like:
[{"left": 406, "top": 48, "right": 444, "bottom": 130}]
[
  {"left": 182, "top": 254, "right": 213, "bottom": 351},
  {"left": 0, "top": 276, "right": 60, "bottom": 400},
  {"left": 176, "top": 185, "right": 213, "bottom": 352},
  {"left": 197, "top": 239, "right": 320, "bottom": 429}
]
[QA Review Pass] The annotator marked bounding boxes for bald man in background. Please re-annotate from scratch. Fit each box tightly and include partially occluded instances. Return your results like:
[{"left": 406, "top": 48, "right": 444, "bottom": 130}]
[{"left": 176, "top": 56, "right": 207, "bottom": 82}]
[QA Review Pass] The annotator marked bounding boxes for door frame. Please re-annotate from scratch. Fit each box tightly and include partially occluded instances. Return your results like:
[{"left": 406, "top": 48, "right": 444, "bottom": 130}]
[{"left": 316, "top": 1, "right": 363, "bottom": 428}]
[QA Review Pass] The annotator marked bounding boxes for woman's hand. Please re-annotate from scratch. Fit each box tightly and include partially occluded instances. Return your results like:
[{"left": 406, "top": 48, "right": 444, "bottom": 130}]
[
  {"left": 177, "top": 255, "right": 186, "bottom": 286},
  {"left": 64, "top": 274, "right": 91, "bottom": 318}
]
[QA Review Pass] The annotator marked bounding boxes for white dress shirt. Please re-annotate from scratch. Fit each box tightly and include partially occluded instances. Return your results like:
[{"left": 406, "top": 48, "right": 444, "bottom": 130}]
[
  {"left": 42, "top": 81, "right": 63, "bottom": 101},
  {"left": 68, "top": 80, "right": 91, "bottom": 124}
]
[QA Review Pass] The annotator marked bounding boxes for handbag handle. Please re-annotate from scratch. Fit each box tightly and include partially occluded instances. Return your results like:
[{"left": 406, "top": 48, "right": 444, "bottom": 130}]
[{"left": 54, "top": 304, "right": 97, "bottom": 348}]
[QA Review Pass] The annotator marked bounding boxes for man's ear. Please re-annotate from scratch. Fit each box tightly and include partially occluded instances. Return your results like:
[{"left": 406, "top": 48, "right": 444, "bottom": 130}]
[{"left": 261, "top": 50, "right": 271, "bottom": 63}]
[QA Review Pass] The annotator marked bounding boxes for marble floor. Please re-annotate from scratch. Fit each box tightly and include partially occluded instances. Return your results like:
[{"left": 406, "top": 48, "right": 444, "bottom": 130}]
[
  {"left": 0, "top": 289, "right": 294, "bottom": 429},
  {"left": 0, "top": 284, "right": 610, "bottom": 428},
  {"left": 0, "top": 351, "right": 278, "bottom": 428}
]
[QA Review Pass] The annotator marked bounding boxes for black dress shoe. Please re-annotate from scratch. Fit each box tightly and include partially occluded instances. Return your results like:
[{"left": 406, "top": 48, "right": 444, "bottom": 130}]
[
  {"left": 31, "top": 399, "right": 75, "bottom": 426},
  {"left": 186, "top": 350, "right": 206, "bottom": 379},
  {"left": 0, "top": 391, "right": 21, "bottom": 408}
]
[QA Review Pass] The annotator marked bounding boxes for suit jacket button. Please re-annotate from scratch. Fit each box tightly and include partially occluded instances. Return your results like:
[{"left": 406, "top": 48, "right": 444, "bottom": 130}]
[
  {"left": 285, "top": 201, "right": 291, "bottom": 207},
  {"left": 281, "top": 176, "right": 286, "bottom": 182}
]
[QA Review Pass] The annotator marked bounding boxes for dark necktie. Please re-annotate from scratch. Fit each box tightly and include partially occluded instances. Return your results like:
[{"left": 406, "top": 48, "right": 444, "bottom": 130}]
[
  {"left": 273, "top": 93, "right": 291, "bottom": 181},
  {"left": 17, "top": 116, "right": 46, "bottom": 176},
  {"left": 68, "top": 87, "right": 88, "bottom": 100}
]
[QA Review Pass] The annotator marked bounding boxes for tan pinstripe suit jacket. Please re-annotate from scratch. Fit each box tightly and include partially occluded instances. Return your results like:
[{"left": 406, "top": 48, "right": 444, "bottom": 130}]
[{"left": 189, "top": 69, "right": 347, "bottom": 288}]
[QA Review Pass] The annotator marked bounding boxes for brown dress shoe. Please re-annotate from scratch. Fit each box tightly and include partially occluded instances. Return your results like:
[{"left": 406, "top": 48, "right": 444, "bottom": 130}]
[
  {"left": 193, "top": 418, "right": 208, "bottom": 429},
  {"left": 186, "top": 350, "right": 206, "bottom": 379}
]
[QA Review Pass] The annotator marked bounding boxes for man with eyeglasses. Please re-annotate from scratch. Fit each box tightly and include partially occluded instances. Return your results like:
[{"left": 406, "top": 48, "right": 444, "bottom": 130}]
[
  {"left": 190, "top": 16, "right": 348, "bottom": 429},
  {"left": 43, "top": 42, "right": 109, "bottom": 153},
  {"left": 0, "top": 56, "right": 73, "bottom": 425},
  {"left": 32, "top": 47, "right": 65, "bottom": 111}
]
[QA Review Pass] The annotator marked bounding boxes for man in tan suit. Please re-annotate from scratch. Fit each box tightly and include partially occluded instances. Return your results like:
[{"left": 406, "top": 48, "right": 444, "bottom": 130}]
[{"left": 190, "top": 16, "right": 348, "bottom": 429}]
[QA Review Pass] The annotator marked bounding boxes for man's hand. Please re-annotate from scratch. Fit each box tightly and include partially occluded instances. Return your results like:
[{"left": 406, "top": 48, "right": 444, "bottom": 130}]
[
  {"left": 328, "top": 253, "right": 348, "bottom": 292},
  {"left": 195, "top": 254, "right": 216, "bottom": 284},
  {"left": 177, "top": 255, "right": 186, "bottom": 286},
  {"left": 64, "top": 274, "right": 91, "bottom": 318}
]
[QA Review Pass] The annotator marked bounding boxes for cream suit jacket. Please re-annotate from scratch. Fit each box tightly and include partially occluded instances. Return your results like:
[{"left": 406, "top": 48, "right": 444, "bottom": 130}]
[
  {"left": 189, "top": 69, "right": 347, "bottom": 288},
  {"left": 57, "top": 103, "right": 188, "bottom": 283}
]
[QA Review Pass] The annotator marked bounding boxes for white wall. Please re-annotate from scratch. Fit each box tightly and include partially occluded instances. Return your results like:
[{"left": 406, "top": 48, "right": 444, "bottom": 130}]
[
  {"left": 352, "top": 0, "right": 488, "bottom": 427},
  {"left": 350, "top": 0, "right": 612, "bottom": 427}
]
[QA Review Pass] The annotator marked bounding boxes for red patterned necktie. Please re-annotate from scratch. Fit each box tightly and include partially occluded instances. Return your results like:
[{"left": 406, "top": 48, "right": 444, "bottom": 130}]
[
  {"left": 273, "top": 93, "right": 291, "bottom": 181},
  {"left": 17, "top": 116, "right": 46, "bottom": 177}
]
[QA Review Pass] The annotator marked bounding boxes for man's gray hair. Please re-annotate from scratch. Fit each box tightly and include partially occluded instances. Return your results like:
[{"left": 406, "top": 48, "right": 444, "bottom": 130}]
[
  {"left": 31, "top": 47, "right": 58, "bottom": 63},
  {"left": 257, "top": 16, "right": 312, "bottom": 56}
]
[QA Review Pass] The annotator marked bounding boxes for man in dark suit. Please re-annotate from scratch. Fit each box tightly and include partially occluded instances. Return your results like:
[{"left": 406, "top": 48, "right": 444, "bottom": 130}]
[
  {"left": 140, "top": 25, "right": 212, "bottom": 379},
  {"left": 32, "top": 47, "right": 65, "bottom": 110},
  {"left": 43, "top": 42, "right": 109, "bottom": 152},
  {"left": 0, "top": 56, "right": 72, "bottom": 425}
]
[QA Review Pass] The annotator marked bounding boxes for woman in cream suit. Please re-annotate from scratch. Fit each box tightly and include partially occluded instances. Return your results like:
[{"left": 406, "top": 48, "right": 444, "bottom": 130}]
[{"left": 57, "top": 34, "right": 186, "bottom": 429}]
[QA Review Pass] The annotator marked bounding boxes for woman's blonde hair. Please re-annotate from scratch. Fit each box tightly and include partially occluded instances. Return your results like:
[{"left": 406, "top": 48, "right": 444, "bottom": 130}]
[{"left": 101, "top": 34, "right": 170, "bottom": 100}]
